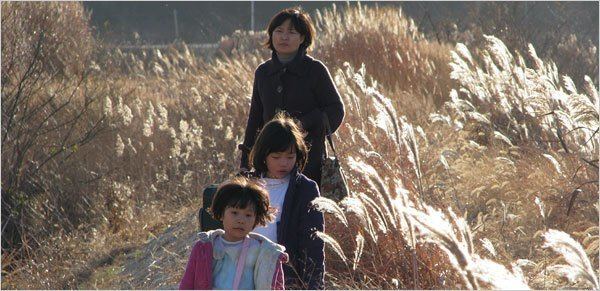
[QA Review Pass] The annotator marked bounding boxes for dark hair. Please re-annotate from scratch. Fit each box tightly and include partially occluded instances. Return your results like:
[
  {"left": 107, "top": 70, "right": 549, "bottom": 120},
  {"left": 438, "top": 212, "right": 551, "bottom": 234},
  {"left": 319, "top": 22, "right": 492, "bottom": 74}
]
[
  {"left": 263, "top": 7, "right": 315, "bottom": 51},
  {"left": 250, "top": 112, "right": 308, "bottom": 173},
  {"left": 210, "top": 177, "right": 275, "bottom": 227}
]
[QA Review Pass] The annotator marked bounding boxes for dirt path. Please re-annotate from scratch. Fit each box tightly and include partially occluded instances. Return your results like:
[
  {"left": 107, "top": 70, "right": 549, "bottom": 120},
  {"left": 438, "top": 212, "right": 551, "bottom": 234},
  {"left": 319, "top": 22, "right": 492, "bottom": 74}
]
[{"left": 72, "top": 208, "right": 200, "bottom": 289}]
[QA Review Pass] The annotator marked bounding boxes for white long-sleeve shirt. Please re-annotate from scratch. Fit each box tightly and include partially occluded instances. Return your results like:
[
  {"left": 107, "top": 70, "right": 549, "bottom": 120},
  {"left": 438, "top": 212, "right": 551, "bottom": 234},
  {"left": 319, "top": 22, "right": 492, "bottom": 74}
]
[{"left": 252, "top": 175, "right": 290, "bottom": 242}]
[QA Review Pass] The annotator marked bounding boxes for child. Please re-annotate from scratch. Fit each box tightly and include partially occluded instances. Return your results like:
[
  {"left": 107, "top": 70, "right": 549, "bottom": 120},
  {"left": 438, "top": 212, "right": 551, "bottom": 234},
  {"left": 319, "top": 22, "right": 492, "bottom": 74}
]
[
  {"left": 249, "top": 112, "right": 325, "bottom": 289},
  {"left": 179, "top": 177, "right": 288, "bottom": 290}
]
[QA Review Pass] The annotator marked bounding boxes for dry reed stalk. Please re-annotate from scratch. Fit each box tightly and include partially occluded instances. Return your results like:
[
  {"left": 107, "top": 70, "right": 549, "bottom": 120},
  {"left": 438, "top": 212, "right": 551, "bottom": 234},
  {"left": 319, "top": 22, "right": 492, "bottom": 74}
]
[
  {"left": 543, "top": 229, "right": 599, "bottom": 289},
  {"left": 311, "top": 197, "right": 349, "bottom": 227},
  {"left": 4, "top": 2, "right": 598, "bottom": 290},
  {"left": 314, "top": 3, "right": 454, "bottom": 123}
]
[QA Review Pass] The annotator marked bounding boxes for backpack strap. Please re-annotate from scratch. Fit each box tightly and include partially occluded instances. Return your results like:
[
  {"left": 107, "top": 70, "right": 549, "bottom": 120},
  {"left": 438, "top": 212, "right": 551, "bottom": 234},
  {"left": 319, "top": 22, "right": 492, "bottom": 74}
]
[{"left": 232, "top": 238, "right": 250, "bottom": 290}]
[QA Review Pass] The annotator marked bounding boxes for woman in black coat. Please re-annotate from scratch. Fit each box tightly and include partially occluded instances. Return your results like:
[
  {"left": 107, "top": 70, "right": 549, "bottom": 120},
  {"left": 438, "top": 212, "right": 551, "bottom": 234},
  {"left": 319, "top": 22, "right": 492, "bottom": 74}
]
[{"left": 239, "top": 7, "right": 345, "bottom": 186}]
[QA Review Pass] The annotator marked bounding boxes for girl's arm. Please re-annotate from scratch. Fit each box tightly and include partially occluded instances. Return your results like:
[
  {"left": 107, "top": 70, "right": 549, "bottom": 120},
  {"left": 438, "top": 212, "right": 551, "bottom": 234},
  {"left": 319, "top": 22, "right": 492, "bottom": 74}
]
[
  {"left": 296, "top": 180, "right": 325, "bottom": 289},
  {"left": 271, "top": 254, "right": 287, "bottom": 290},
  {"left": 299, "top": 61, "right": 345, "bottom": 133},
  {"left": 179, "top": 241, "right": 212, "bottom": 290},
  {"left": 241, "top": 70, "right": 264, "bottom": 169},
  {"left": 179, "top": 242, "right": 200, "bottom": 290}
]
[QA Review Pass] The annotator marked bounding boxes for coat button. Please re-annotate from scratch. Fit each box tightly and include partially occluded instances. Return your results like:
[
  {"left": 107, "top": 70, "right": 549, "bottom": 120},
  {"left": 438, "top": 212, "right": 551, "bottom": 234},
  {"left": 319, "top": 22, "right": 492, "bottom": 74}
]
[{"left": 277, "top": 86, "right": 283, "bottom": 93}]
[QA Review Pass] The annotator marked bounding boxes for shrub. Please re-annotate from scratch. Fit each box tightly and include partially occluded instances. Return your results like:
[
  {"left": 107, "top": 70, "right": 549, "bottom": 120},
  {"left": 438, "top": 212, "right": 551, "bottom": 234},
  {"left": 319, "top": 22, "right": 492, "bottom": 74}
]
[{"left": 1, "top": 1, "right": 103, "bottom": 258}]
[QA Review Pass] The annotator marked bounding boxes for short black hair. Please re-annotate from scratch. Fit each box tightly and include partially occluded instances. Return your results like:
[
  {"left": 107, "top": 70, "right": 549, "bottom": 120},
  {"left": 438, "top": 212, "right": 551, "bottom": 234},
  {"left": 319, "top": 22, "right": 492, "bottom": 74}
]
[
  {"left": 250, "top": 112, "right": 309, "bottom": 174},
  {"left": 210, "top": 177, "right": 274, "bottom": 227},
  {"left": 263, "top": 7, "right": 316, "bottom": 51}
]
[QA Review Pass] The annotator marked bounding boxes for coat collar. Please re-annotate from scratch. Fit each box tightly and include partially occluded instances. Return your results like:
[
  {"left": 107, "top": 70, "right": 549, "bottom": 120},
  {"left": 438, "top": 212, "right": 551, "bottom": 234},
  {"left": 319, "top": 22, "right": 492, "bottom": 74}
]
[
  {"left": 253, "top": 166, "right": 302, "bottom": 183},
  {"left": 276, "top": 167, "right": 302, "bottom": 242},
  {"left": 266, "top": 48, "right": 310, "bottom": 77},
  {"left": 197, "top": 229, "right": 288, "bottom": 262}
]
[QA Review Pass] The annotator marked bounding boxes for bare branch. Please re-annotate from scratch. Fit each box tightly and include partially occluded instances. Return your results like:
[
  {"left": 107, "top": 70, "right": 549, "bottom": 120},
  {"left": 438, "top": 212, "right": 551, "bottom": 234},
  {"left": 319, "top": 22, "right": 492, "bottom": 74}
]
[{"left": 2, "top": 29, "right": 45, "bottom": 145}]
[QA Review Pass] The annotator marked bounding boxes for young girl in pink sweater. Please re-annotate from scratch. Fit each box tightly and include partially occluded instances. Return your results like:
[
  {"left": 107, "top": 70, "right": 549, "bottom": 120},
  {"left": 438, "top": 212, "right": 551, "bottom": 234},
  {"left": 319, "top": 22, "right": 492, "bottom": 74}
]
[{"left": 179, "top": 177, "right": 288, "bottom": 290}]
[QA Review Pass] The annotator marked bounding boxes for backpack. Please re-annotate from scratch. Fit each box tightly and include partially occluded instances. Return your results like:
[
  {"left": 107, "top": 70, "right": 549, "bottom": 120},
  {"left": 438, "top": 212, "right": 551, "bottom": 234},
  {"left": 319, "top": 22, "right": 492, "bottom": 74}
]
[{"left": 197, "top": 184, "right": 223, "bottom": 231}]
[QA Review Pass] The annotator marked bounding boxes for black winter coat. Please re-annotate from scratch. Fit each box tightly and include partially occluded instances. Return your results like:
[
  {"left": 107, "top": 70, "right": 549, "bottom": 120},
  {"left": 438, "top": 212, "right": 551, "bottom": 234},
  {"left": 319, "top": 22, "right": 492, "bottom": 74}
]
[{"left": 240, "top": 48, "right": 345, "bottom": 185}]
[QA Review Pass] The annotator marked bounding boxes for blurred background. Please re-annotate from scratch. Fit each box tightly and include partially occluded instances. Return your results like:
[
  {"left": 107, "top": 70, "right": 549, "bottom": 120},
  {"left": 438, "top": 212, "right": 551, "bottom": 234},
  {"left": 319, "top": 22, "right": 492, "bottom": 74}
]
[{"left": 85, "top": 1, "right": 598, "bottom": 47}]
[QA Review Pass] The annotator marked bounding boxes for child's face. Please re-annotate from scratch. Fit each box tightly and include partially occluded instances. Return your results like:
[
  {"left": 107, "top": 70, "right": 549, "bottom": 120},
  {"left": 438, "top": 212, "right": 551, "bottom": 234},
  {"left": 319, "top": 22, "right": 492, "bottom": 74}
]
[
  {"left": 265, "top": 146, "right": 296, "bottom": 179},
  {"left": 221, "top": 204, "right": 256, "bottom": 242}
]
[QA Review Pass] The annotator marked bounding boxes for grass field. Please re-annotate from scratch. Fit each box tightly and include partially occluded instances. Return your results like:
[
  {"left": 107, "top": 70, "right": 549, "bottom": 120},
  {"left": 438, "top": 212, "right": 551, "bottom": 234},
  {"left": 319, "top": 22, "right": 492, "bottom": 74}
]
[{"left": 2, "top": 2, "right": 598, "bottom": 289}]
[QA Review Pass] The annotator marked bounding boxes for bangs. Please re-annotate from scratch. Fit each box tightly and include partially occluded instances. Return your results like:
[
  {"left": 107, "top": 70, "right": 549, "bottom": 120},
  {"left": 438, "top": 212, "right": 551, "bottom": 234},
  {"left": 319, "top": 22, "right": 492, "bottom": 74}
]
[
  {"left": 287, "top": 14, "right": 307, "bottom": 35},
  {"left": 270, "top": 12, "right": 308, "bottom": 35},
  {"left": 225, "top": 189, "right": 257, "bottom": 211},
  {"left": 266, "top": 129, "right": 297, "bottom": 154},
  {"left": 210, "top": 176, "right": 273, "bottom": 227}
]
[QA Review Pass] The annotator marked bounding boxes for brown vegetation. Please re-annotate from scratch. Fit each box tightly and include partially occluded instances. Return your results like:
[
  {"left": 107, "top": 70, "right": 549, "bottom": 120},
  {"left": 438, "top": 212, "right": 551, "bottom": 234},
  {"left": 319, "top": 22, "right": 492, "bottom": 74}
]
[
  {"left": 2, "top": 2, "right": 598, "bottom": 289},
  {"left": 1, "top": 1, "right": 102, "bottom": 260}
]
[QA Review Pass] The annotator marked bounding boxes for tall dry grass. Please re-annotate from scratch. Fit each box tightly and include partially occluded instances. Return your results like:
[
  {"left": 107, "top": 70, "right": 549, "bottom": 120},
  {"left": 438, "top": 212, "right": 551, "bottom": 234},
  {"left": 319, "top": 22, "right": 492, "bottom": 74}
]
[
  {"left": 310, "top": 32, "right": 598, "bottom": 289},
  {"left": 2, "top": 2, "right": 598, "bottom": 290},
  {"left": 314, "top": 3, "right": 454, "bottom": 123},
  {"left": 444, "top": 2, "right": 599, "bottom": 88},
  {"left": 2, "top": 2, "right": 260, "bottom": 287}
]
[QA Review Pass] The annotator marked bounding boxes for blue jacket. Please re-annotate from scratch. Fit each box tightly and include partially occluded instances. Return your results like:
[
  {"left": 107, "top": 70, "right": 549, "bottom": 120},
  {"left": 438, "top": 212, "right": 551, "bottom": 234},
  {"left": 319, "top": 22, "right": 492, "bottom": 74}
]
[{"left": 250, "top": 168, "right": 325, "bottom": 289}]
